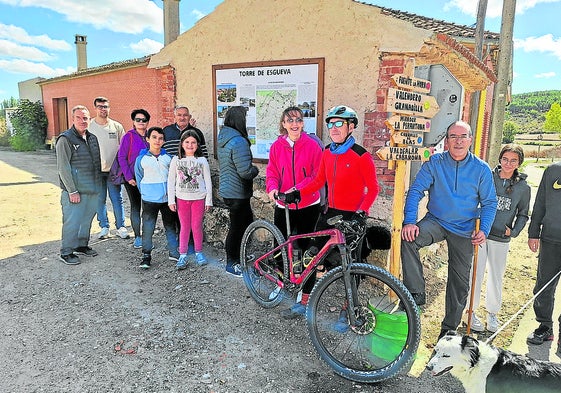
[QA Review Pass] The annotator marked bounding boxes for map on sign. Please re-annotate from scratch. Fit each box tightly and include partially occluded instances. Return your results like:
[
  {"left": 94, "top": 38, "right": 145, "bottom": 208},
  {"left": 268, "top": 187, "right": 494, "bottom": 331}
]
[
  {"left": 214, "top": 61, "right": 322, "bottom": 159},
  {"left": 256, "top": 88, "right": 297, "bottom": 141}
]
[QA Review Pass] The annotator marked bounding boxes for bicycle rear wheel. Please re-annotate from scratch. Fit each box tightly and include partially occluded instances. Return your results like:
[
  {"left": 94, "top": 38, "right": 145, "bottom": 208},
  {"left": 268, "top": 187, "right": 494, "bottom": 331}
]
[
  {"left": 306, "top": 263, "right": 421, "bottom": 383},
  {"left": 240, "top": 220, "right": 287, "bottom": 308}
]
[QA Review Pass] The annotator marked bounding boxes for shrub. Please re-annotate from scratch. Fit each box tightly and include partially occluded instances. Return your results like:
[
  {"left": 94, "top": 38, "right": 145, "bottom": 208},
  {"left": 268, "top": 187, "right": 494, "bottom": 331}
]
[
  {"left": 0, "top": 118, "right": 10, "bottom": 147},
  {"left": 9, "top": 100, "right": 47, "bottom": 151}
]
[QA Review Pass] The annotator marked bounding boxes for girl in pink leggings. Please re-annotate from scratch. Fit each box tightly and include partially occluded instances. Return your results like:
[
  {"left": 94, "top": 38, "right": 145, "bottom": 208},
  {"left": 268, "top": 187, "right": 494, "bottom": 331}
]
[{"left": 168, "top": 130, "right": 212, "bottom": 269}]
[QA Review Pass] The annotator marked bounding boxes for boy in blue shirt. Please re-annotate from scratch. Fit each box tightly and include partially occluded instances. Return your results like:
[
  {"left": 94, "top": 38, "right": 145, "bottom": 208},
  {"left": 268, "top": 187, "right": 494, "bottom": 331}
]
[{"left": 134, "top": 127, "right": 179, "bottom": 268}]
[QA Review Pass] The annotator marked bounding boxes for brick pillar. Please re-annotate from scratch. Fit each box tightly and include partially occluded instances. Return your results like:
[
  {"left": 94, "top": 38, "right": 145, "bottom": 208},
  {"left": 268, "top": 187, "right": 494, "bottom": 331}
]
[
  {"left": 159, "top": 67, "right": 176, "bottom": 125},
  {"left": 362, "top": 55, "right": 409, "bottom": 199}
]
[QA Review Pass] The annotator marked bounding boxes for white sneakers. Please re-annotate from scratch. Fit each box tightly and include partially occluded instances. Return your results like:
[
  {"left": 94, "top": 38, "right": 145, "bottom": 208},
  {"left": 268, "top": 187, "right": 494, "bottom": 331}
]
[
  {"left": 463, "top": 312, "right": 500, "bottom": 333},
  {"left": 98, "top": 227, "right": 110, "bottom": 239},
  {"left": 98, "top": 227, "right": 130, "bottom": 239},
  {"left": 487, "top": 313, "right": 499, "bottom": 333},
  {"left": 462, "top": 312, "right": 484, "bottom": 332},
  {"left": 116, "top": 226, "right": 130, "bottom": 239}
]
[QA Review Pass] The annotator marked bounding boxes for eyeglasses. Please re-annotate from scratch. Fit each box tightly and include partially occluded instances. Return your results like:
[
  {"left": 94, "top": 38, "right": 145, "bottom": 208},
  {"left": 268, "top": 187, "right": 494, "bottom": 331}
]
[
  {"left": 327, "top": 120, "right": 347, "bottom": 129},
  {"left": 134, "top": 118, "right": 148, "bottom": 123},
  {"left": 285, "top": 117, "right": 303, "bottom": 123},
  {"left": 500, "top": 157, "right": 519, "bottom": 165},
  {"left": 447, "top": 134, "right": 470, "bottom": 140},
  {"left": 96, "top": 105, "right": 109, "bottom": 109}
]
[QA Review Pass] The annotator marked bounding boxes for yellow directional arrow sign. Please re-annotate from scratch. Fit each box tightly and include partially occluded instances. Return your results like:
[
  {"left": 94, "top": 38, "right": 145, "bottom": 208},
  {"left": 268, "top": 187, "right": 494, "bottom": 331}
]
[
  {"left": 391, "top": 74, "right": 431, "bottom": 94},
  {"left": 391, "top": 131, "right": 424, "bottom": 146},
  {"left": 376, "top": 146, "right": 432, "bottom": 161},
  {"left": 385, "top": 115, "right": 431, "bottom": 133},
  {"left": 386, "top": 88, "right": 439, "bottom": 117}
]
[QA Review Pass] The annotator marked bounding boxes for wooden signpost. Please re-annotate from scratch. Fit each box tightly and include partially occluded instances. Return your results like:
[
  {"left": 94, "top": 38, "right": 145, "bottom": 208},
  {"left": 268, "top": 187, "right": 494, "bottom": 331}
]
[
  {"left": 376, "top": 146, "right": 431, "bottom": 161},
  {"left": 391, "top": 73, "right": 431, "bottom": 94},
  {"left": 386, "top": 88, "right": 439, "bottom": 117},
  {"left": 376, "top": 66, "right": 439, "bottom": 283},
  {"left": 385, "top": 115, "right": 431, "bottom": 133},
  {"left": 390, "top": 131, "right": 424, "bottom": 146}
]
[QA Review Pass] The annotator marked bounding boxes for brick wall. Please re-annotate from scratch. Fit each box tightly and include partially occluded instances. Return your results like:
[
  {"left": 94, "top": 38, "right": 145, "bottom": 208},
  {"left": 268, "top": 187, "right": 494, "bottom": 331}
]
[
  {"left": 41, "top": 64, "right": 175, "bottom": 138},
  {"left": 362, "top": 56, "right": 409, "bottom": 200}
]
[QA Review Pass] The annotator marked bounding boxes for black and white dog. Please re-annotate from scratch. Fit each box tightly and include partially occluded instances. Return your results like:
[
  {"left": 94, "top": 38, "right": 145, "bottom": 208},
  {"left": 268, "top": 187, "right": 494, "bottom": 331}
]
[{"left": 426, "top": 331, "right": 561, "bottom": 393}]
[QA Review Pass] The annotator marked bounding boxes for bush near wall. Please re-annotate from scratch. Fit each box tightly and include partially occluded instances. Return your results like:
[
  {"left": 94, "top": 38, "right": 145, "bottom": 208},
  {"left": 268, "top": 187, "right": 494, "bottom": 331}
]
[
  {"left": 0, "top": 118, "right": 10, "bottom": 147},
  {"left": 10, "top": 100, "right": 47, "bottom": 151}
]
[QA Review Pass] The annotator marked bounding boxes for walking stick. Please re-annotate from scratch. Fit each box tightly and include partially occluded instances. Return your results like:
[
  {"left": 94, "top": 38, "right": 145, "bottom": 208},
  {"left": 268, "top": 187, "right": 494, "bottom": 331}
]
[{"left": 466, "top": 218, "right": 481, "bottom": 335}]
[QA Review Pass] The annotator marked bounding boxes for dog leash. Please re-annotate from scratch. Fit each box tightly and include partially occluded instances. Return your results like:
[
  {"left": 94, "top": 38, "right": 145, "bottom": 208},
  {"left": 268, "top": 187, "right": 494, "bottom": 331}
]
[{"left": 486, "top": 269, "right": 561, "bottom": 344}]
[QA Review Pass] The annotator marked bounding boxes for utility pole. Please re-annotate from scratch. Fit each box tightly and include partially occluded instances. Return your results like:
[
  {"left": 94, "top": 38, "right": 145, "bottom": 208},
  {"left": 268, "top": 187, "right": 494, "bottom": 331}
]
[
  {"left": 488, "top": 0, "right": 516, "bottom": 162},
  {"left": 469, "top": 0, "right": 488, "bottom": 158}
]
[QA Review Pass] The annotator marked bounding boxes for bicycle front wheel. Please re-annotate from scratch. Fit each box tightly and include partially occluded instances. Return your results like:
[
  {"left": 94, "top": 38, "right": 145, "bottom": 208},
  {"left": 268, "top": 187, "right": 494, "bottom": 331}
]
[
  {"left": 240, "top": 220, "right": 287, "bottom": 308},
  {"left": 306, "top": 263, "right": 421, "bottom": 383}
]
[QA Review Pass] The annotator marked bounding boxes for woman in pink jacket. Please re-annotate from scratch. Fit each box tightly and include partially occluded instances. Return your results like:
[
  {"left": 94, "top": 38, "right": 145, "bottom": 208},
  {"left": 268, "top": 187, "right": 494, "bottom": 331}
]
[{"left": 266, "top": 106, "right": 323, "bottom": 262}]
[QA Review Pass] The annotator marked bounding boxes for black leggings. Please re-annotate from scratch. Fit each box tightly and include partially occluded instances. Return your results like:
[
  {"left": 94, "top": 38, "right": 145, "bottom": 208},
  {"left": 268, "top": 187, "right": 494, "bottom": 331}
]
[
  {"left": 273, "top": 203, "right": 321, "bottom": 251},
  {"left": 124, "top": 182, "right": 142, "bottom": 238},
  {"left": 302, "top": 208, "right": 355, "bottom": 295},
  {"left": 223, "top": 198, "right": 254, "bottom": 264}
]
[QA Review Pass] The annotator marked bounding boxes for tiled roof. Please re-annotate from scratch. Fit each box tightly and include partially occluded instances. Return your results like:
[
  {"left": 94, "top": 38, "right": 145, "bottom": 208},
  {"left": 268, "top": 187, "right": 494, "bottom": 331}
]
[
  {"left": 39, "top": 56, "right": 153, "bottom": 85},
  {"left": 356, "top": 1, "right": 500, "bottom": 41}
]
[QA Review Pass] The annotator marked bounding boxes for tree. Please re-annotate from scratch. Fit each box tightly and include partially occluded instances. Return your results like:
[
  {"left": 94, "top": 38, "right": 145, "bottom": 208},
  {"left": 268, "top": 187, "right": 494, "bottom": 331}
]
[
  {"left": 502, "top": 120, "right": 518, "bottom": 143},
  {"left": 544, "top": 102, "right": 561, "bottom": 133},
  {"left": 9, "top": 99, "right": 48, "bottom": 151},
  {"left": 0, "top": 97, "right": 19, "bottom": 118}
]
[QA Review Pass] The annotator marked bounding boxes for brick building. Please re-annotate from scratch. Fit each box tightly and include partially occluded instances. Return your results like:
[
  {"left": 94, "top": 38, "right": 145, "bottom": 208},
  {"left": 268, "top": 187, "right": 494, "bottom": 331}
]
[{"left": 37, "top": 0, "right": 501, "bottom": 223}]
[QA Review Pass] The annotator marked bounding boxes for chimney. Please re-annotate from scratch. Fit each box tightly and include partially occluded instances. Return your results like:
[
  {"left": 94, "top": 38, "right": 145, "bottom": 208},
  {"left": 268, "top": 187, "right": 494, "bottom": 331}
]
[
  {"left": 163, "top": 0, "right": 180, "bottom": 45},
  {"left": 75, "top": 34, "right": 87, "bottom": 71}
]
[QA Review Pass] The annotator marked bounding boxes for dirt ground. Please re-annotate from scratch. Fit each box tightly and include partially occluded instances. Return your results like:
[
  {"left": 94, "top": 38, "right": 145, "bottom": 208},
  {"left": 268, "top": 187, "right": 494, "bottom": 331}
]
[{"left": 0, "top": 149, "right": 553, "bottom": 392}]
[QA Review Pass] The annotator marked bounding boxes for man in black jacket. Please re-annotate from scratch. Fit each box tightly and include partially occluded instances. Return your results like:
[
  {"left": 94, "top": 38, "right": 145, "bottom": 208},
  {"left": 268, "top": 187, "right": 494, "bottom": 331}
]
[
  {"left": 56, "top": 105, "right": 101, "bottom": 265},
  {"left": 527, "top": 161, "right": 561, "bottom": 346}
]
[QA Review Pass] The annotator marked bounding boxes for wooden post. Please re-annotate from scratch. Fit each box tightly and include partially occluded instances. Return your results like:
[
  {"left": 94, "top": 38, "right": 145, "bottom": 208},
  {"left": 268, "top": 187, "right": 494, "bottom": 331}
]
[{"left": 390, "top": 160, "right": 407, "bottom": 279}]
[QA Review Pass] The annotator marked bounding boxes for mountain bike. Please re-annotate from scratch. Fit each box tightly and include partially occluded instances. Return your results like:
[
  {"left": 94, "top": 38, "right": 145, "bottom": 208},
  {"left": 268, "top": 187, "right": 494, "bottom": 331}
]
[{"left": 239, "top": 193, "right": 421, "bottom": 383}]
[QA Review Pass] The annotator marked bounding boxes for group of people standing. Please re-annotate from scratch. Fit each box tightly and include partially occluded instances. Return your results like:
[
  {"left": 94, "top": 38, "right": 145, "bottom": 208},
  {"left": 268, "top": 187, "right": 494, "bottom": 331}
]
[
  {"left": 56, "top": 98, "right": 560, "bottom": 346},
  {"left": 399, "top": 119, "right": 561, "bottom": 350},
  {"left": 56, "top": 99, "right": 211, "bottom": 270}
]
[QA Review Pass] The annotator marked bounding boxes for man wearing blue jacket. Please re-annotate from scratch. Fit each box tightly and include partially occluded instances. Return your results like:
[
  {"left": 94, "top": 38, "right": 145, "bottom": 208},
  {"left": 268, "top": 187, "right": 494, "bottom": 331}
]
[
  {"left": 134, "top": 126, "right": 179, "bottom": 268},
  {"left": 400, "top": 121, "right": 497, "bottom": 340}
]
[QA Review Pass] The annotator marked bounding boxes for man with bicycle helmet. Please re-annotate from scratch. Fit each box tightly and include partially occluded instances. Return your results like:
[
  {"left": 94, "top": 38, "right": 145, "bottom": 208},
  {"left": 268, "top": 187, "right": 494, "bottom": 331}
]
[{"left": 281, "top": 105, "right": 379, "bottom": 319}]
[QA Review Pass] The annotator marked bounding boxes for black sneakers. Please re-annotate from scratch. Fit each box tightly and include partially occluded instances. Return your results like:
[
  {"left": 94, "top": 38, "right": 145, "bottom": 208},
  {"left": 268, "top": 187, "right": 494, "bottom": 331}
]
[
  {"left": 527, "top": 324, "right": 554, "bottom": 345},
  {"left": 74, "top": 246, "right": 98, "bottom": 257},
  {"left": 140, "top": 253, "right": 151, "bottom": 269},
  {"left": 411, "top": 292, "right": 426, "bottom": 306},
  {"left": 59, "top": 253, "right": 80, "bottom": 265}
]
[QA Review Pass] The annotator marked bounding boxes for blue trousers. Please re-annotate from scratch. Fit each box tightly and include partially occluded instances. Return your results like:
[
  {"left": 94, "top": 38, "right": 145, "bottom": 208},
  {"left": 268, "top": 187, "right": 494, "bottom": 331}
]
[
  {"left": 401, "top": 217, "right": 474, "bottom": 331},
  {"left": 60, "top": 191, "right": 97, "bottom": 255},
  {"left": 141, "top": 200, "right": 178, "bottom": 255},
  {"left": 96, "top": 173, "right": 125, "bottom": 229}
]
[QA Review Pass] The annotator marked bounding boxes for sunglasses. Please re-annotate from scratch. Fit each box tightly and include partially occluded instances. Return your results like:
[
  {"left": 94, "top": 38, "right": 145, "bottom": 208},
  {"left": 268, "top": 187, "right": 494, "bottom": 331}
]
[
  {"left": 134, "top": 118, "right": 148, "bottom": 123},
  {"left": 326, "top": 120, "right": 347, "bottom": 129}
]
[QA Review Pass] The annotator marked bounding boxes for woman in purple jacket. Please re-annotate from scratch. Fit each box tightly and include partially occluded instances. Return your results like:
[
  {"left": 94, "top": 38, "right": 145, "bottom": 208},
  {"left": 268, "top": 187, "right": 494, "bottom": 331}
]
[
  {"left": 266, "top": 106, "right": 323, "bottom": 304},
  {"left": 117, "top": 109, "right": 150, "bottom": 248}
]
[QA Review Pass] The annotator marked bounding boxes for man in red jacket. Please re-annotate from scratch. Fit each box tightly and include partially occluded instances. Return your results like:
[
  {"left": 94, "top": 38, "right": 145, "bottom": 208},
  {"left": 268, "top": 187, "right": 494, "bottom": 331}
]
[{"left": 281, "top": 105, "right": 379, "bottom": 319}]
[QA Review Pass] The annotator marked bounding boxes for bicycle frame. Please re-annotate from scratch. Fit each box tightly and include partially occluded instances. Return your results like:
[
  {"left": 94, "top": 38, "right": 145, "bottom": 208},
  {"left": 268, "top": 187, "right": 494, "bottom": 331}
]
[{"left": 251, "top": 207, "right": 365, "bottom": 327}]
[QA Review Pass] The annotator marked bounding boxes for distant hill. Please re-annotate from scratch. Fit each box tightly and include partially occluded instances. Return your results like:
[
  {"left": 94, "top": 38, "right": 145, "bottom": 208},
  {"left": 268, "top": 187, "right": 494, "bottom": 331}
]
[{"left": 506, "top": 90, "right": 561, "bottom": 134}]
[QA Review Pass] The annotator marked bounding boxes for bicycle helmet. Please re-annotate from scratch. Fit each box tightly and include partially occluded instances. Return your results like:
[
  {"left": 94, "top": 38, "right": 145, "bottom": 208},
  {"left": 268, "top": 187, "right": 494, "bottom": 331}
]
[{"left": 325, "top": 105, "right": 358, "bottom": 127}]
